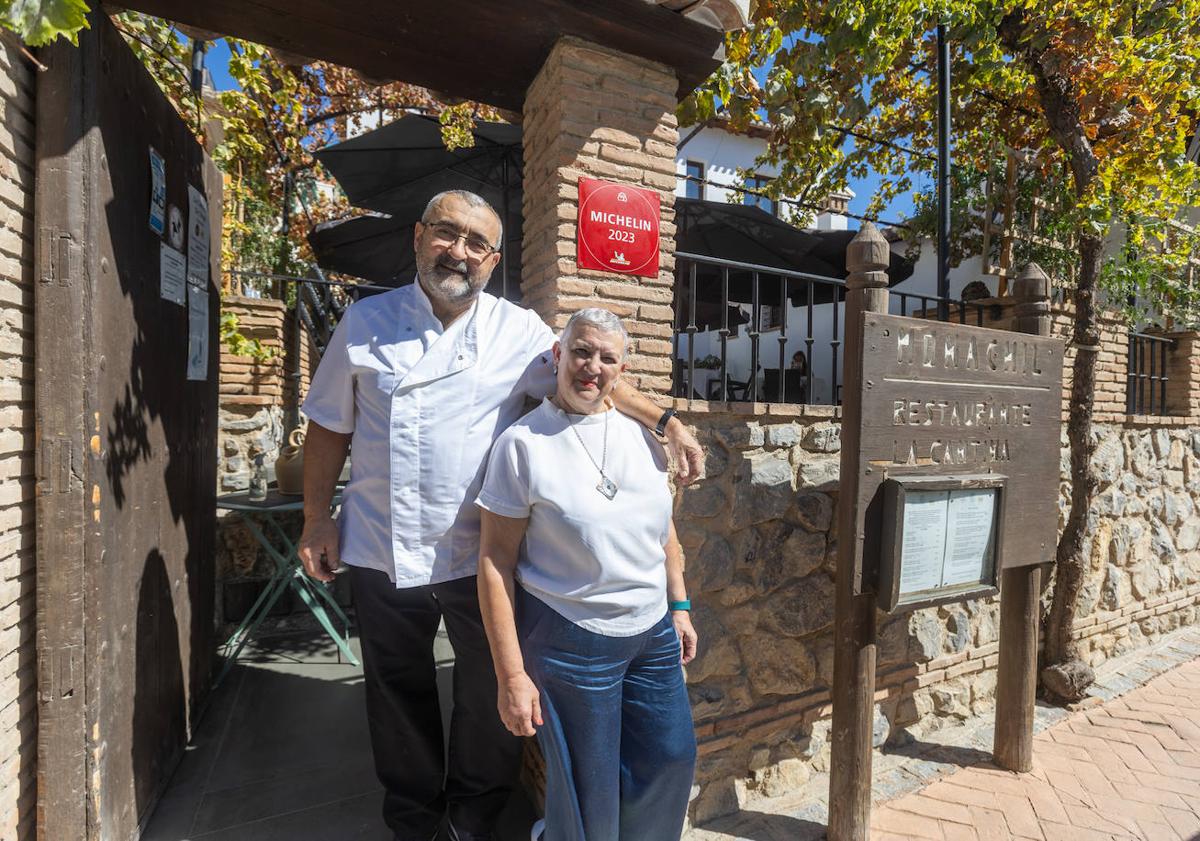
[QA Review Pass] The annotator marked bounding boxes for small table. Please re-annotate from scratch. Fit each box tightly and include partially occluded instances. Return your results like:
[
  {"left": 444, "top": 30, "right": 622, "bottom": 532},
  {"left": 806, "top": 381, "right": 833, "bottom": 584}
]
[{"left": 216, "top": 487, "right": 360, "bottom": 685}]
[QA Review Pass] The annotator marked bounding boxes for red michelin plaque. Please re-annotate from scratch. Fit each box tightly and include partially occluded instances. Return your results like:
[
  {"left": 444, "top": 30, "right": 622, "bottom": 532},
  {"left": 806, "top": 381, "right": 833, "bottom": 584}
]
[{"left": 576, "top": 177, "right": 661, "bottom": 278}]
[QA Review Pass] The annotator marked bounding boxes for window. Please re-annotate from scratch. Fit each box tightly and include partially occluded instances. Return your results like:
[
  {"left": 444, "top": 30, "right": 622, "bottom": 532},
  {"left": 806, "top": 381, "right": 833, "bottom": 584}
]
[
  {"left": 743, "top": 173, "right": 775, "bottom": 216},
  {"left": 757, "top": 304, "right": 783, "bottom": 332},
  {"left": 685, "top": 160, "right": 705, "bottom": 200}
]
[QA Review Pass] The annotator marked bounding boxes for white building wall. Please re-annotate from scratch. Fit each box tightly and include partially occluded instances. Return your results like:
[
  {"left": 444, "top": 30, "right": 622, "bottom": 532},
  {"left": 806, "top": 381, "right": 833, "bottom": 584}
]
[
  {"left": 674, "top": 126, "right": 779, "bottom": 203},
  {"left": 674, "top": 124, "right": 851, "bottom": 228},
  {"left": 673, "top": 124, "right": 857, "bottom": 404},
  {"left": 894, "top": 245, "right": 991, "bottom": 302}
]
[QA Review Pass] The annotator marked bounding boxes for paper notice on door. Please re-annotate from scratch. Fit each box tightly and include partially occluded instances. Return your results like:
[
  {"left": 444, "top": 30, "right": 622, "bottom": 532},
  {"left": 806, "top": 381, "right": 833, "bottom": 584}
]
[
  {"left": 186, "top": 184, "right": 210, "bottom": 287},
  {"left": 187, "top": 283, "right": 209, "bottom": 381},
  {"left": 149, "top": 146, "right": 166, "bottom": 236},
  {"left": 941, "top": 489, "right": 997, "bottom": 587},
  {"left": 160, "top": 242, "right": 186, "bottom": 305},
  {"left": 898, "top": 490, "right": 949, "bottom": 595}
]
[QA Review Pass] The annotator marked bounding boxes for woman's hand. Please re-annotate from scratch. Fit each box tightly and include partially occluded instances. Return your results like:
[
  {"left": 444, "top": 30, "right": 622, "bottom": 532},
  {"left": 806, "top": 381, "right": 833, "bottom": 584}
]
[
  {"left": 498, "top": 672, "right": 543, "bottom": 737},
  {"left": 672, "top": 611, "right": 698, "bottom": 665}
]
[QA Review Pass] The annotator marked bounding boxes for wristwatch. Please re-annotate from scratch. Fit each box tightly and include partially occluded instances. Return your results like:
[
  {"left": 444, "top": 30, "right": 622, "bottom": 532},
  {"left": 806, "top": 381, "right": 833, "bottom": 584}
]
[{"left": 655, "top": 408, "right": 678, "bottom": 437}]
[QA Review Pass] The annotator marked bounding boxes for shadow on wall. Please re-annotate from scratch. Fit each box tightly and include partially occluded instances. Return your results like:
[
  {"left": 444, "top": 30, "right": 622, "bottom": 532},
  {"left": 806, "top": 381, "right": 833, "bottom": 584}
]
[
  {"left": 131, "top": 550, "right": 186, "bottom": 821},
  {"left": 27, "top": 12, "right": 222, "bottom": 835}
]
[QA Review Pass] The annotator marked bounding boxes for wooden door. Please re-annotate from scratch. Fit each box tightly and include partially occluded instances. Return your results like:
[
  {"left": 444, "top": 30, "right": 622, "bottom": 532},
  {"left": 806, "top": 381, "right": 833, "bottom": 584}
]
[{"left": 35, "top": 13, "right": 220, "bottom": 839}]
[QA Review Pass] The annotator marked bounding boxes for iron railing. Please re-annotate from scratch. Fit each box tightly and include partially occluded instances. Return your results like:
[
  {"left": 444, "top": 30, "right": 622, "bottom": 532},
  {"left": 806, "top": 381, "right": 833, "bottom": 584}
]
[
  {"left": 1126, "top": 332, "right": 1176, "bottom": 415},
  {"left": 229, "top": 269, "right": 390, "bottom": 357},
  {"left": 671, "top": 251, "right": 987, "bottom": 406}
]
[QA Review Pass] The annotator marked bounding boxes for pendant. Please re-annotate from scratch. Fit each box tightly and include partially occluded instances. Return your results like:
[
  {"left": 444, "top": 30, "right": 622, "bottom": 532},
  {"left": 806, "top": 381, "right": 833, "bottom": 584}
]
[{"left": 596, "top": 476, "right": 619, "bottom": 500}]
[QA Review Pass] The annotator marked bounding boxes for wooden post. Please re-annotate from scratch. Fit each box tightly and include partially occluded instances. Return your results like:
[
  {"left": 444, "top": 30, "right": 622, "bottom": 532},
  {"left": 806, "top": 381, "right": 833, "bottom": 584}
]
[
  {"left": 993, "top": 263, "right": 1052, "bottom": 772},
  {"left": 828, "top": 223, "right": 890, "bottom": 841}
]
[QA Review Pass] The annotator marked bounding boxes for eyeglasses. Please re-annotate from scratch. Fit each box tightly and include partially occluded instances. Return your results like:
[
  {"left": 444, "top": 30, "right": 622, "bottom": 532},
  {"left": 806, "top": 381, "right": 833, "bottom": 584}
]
[{"left": 424, "top": 222, "right": 498, "bottom": 259}]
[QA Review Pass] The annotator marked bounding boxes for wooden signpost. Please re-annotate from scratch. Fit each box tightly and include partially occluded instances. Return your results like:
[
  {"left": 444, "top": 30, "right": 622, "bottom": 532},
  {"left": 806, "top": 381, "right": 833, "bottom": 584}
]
[{"left": 829, "top": 224, "right": 1063, "bottom": 840}]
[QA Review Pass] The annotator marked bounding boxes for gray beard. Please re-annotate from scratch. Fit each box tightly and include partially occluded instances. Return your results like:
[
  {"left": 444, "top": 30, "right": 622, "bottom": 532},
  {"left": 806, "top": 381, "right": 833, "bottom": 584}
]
[
  {"left": 419, "top": 268, "right": 480, "bottom": 305},
  {"left": 426, "top": 274, "right": 472, "bottom": 301}
]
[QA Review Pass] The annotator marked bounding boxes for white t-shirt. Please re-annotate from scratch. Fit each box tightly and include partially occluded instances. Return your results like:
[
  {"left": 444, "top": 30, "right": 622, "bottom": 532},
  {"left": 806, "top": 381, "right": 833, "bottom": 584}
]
[{"left": 476, "top": 398, "right": 673, "bottom": 636}]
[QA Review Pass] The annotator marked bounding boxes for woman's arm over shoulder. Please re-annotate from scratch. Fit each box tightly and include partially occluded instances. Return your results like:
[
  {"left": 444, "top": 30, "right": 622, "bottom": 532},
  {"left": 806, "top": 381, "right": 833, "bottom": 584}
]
[{"left": 610, "top": 381, "right": 703, "bottom": 484}]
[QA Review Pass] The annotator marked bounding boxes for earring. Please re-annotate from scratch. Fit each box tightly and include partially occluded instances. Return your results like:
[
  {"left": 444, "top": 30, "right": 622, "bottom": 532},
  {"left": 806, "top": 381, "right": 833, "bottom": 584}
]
[{"left": 552, "top": 364, "right": 559, "bottom": 375}]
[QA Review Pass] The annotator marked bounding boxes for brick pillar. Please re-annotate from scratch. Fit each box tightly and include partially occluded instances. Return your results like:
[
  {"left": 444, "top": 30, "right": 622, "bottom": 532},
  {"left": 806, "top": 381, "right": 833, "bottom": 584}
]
[
  {"left": 521, "top": 36, "right": 679, "bottom": 394},
  {"left": 1164, "top": 331, "right": 1200, "bottom": 417}
]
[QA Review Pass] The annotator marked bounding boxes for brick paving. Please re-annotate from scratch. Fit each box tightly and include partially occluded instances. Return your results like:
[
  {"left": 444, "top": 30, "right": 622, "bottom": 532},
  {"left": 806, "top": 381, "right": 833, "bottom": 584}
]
[
  {"left": 687, "top": 627, "right": 1200, "bottom": 841},
  {"left": 871, "top": 655, "right": 1200, "bottom": 841}
]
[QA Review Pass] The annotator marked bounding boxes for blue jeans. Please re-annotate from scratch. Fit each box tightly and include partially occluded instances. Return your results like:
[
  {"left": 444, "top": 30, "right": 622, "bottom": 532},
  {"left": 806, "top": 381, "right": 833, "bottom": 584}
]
[{"left": 518, "top": 588, "right": 696, "bottom": 841}]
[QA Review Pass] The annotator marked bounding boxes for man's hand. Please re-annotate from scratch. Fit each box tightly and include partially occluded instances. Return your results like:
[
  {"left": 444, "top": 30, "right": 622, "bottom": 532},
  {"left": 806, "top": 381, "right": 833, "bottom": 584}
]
[
  {"left": 672, "top": 611, "right": 698, "bottom": 665},
  {"left": 664, "top": 418, "right": 704, "bottom": 485},
  {"left": 498, "top": 672, "right": 542, "bottom": 737},
  {"left": 298, "top": 516, "right": 342, "bottom": 582}
]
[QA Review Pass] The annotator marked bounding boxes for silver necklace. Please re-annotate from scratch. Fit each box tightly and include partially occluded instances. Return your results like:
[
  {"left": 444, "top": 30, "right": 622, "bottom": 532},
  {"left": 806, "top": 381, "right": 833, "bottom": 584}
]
[{"left": 565, "top": 407, "right": 618, "bottom": 500}]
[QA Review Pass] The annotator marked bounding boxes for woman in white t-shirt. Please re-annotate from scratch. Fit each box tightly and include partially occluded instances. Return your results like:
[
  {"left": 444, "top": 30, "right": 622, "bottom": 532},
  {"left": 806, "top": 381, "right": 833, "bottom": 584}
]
[{"left": 475, "top": 307, "right": 698, "bottom": 841}]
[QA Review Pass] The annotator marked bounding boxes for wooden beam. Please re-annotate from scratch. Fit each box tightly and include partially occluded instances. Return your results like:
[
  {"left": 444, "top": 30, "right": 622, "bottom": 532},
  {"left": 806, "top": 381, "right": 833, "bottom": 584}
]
[
  {"left": 828, "top": 223, "right": 891, "bottom": 841},
  {"left": 110, "top": 0, "right": 724, "bottom": 111},
  {"left": 993, "top": 262, "right": 1053, "bottom": 772}
]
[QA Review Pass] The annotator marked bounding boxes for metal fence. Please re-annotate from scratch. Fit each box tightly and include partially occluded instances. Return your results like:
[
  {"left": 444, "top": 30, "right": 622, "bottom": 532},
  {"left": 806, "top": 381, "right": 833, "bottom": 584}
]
[
  {"left": 1126, "top": 332, "right": 1176, "bottom": 415},
  {"left": 671, "top": 251, "right": 987, "bottom": 406}
]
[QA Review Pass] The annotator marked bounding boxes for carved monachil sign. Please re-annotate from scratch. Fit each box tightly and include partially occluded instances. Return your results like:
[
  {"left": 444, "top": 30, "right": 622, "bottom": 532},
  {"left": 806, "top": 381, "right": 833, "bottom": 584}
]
[
  {"left": 576, "top": 177, "right": 661, "bottom": 278},
  {"left": 852, "top": 313, "right": 1063, "bottom": 608}
]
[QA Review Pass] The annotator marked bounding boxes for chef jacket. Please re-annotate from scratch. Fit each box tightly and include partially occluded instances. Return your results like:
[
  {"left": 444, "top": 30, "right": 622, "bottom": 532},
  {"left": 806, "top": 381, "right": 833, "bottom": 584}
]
[{"left": 302, "top": 281, "right": 556, "bottom": 587}]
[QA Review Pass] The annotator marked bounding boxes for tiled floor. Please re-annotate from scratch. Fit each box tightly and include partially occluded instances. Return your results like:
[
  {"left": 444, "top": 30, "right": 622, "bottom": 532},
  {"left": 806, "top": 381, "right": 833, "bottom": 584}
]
[{"left": 143, "top": 628, "right": 536, "bottom": 841}]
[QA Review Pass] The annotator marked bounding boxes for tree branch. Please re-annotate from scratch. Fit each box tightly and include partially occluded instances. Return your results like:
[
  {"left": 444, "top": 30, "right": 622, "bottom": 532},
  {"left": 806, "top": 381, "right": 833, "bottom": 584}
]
[{"left": 998, "top": 10, "right": 1099, "bottom": 198}]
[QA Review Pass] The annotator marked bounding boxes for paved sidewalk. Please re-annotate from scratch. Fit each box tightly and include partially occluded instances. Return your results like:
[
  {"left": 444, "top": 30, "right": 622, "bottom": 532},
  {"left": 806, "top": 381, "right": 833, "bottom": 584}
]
[
  {"left": 688, "top": 627, "right": 1200, "bottom": 841},
  {"left": 871, "top": 655, "right": 1200, "bottom": 840}
]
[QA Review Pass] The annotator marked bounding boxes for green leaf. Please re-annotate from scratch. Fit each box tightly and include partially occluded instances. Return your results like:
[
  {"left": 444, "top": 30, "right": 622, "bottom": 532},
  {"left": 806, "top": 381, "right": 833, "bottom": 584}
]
[{"left": 2, "top": 0, "right": 91, "bottom": 45}]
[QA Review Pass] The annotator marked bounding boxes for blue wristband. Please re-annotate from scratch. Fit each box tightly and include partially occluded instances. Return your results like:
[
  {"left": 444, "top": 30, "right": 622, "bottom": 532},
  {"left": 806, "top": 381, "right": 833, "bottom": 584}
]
[{"left": 669, "top": 600, "right": 691, "bottom": 612}]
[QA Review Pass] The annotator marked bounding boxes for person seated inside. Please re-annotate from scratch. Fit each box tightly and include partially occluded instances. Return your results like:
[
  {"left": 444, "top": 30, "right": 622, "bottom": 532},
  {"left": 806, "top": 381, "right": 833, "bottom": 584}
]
[{"left": 790, "top": 349, "right": 809, "bottom": 375}]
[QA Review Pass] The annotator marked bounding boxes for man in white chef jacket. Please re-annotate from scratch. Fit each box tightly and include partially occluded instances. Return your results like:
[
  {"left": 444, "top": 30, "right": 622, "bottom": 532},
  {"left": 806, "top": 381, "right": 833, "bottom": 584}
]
[{"left": 298, "top": 190, "right": 702, "bottom": 841}]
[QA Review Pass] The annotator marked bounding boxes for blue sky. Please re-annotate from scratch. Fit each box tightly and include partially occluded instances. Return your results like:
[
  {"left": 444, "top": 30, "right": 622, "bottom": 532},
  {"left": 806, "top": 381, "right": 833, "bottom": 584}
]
[
  {"left": 844, "top": 159, "right": 921, "bottom": 225},
  {"left": 199, "top": 38, "right": 920, "bottom": 223},
  {"left": 204, "top": 39, "right": 236, "bottom": 91}
]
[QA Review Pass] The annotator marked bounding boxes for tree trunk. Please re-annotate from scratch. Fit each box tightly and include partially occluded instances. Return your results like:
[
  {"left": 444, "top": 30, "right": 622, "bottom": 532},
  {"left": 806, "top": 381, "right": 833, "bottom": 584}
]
[
  {"left": 1042, "top": 234, "right": 1102, "bottom": 693},
  {"left": 999, "top": 10, "right": 1101, "bottom": 700}
]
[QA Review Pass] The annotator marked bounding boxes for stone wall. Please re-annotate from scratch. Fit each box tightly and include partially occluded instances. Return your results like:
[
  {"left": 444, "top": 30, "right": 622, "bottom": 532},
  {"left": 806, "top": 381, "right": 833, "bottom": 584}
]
[
  {"left": 216, "top": 295, "right": 326, "bottom": 626},
  {"left": 0, "top": 39, "right": 36, "bottom": 841},
  {"left": 672, "top": 306, "right": 1200, "bottom": 824},
  {"left": 218, "top": 296, "right": 289, "bottom": 493}
]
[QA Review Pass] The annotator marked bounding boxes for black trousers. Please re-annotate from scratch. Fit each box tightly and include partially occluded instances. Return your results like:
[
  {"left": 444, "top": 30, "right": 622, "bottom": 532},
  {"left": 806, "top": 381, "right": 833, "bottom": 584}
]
[{"left": 349, "top": 567, "right": 521, "bottom": 840}]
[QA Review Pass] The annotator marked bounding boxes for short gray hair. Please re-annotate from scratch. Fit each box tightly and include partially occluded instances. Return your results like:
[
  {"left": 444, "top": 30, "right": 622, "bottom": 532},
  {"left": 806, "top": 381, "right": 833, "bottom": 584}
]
[
  {"left": 561, "top": 308, "right": 630, "bottom": 360},
  {"left": 421, "top": 190, "right": 504, "bottom": 249}
]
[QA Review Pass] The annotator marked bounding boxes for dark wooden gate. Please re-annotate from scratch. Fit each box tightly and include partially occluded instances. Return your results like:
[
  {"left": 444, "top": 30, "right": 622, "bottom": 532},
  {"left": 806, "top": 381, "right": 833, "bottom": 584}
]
[{"left": 35, "top": 13, "right": 220, "bottom": 839}]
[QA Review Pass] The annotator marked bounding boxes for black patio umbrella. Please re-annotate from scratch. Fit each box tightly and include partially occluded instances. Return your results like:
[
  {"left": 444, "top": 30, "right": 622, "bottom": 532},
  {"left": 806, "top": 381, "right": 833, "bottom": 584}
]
[
  {"left": 308, "top": 211, "right": 516, "bottom": 299},
  {"left": 308, "top": 212, "right": 409, "bottom": 284},
  {"left": 674, "top": 199, "right": 915, "bottom": 312},
  {"left": 312, "top": 114, "right": 523, "bottom": 296},
  {"left": 309, "top": 115, "right": 913, "bottom": 308}
]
